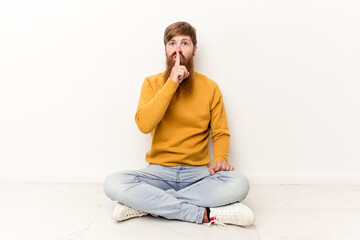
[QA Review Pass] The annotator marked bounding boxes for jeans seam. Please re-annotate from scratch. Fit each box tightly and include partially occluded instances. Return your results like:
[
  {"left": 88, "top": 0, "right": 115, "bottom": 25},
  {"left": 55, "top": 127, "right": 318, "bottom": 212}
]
[
  {"left": 135, "top": 174, "right": 172, "bottom": 180},
  {"left": 177, "top": 176, "right": 218, "bottom": 195}
]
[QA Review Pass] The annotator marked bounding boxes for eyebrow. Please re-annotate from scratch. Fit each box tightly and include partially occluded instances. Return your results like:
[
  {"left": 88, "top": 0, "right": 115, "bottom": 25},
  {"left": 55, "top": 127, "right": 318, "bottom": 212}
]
[{"left": 169, "top": 39, "right": 190, "bottom": 42}]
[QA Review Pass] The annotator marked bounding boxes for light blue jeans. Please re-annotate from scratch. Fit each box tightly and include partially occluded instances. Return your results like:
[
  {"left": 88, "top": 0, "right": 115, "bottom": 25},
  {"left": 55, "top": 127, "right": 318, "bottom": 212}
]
[{"left": 103, "top": 164, "right": 250, "bottom": 223}]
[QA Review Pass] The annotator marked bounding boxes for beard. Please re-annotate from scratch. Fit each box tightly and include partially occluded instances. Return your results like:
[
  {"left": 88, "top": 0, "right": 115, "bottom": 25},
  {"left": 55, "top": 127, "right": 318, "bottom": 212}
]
[{"left": 164, "top": 52, "right": 194, "bottom": 97}]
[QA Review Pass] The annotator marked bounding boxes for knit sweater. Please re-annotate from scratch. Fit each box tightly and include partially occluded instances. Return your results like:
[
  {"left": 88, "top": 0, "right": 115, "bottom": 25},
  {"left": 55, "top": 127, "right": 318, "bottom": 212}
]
[{"left": 135, "top": 71, "right": 230, "bottom": 167}]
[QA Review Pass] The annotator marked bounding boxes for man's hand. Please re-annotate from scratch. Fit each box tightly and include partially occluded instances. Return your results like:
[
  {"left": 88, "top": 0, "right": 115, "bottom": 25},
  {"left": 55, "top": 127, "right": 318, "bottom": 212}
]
[
  {"left": 209, "top": 160, "right": 234, "bottom": 175},
  {"left": 169, "top": 51, "right": 190, "bottom": 84}
]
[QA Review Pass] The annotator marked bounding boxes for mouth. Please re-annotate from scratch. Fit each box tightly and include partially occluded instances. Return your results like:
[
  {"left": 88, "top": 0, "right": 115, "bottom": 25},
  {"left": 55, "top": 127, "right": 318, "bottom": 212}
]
[{"left": 173, "top": 55, "right": 182, "bottom": 61}]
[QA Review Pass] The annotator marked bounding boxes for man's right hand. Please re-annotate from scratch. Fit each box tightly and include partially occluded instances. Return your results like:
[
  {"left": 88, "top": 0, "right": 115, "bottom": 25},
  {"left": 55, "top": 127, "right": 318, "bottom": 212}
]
[{"left": 169, "top": 51, "right": 190, "bottom": 84}]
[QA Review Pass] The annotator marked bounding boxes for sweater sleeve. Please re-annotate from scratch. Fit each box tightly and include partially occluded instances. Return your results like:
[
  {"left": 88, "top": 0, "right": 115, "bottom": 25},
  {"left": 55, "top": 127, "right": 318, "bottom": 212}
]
[
  {"left": 135, "top": 78, "right": 179, "bottom": 134},
  {"left": 210, "top": 84, "right": 230, "bottom": 164}
]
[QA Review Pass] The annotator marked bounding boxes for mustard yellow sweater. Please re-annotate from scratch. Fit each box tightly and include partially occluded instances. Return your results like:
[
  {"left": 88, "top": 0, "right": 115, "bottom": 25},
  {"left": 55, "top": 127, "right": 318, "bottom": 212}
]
[{"left": 135, "top": 72, "right": 230, "bottom": 167}]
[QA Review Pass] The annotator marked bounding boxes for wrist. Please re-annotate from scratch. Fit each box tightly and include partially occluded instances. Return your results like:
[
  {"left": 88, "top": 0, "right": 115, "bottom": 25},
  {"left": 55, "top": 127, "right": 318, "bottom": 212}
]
[{"left": 169, "top": 76, "right": 179, "bottom": 84}]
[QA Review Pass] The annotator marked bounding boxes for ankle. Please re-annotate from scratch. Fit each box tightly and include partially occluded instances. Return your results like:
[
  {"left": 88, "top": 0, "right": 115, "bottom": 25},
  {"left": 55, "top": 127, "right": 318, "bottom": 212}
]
[{"left": 202, "top": 207, "right": 211, "bottom": 223}]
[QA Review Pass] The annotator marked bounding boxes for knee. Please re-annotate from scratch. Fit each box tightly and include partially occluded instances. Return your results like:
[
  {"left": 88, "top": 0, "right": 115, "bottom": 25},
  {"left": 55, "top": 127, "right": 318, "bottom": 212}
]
[
  {"left": 222, "top": 171, "right": 250, "bottom": 202},
  {"left": 233, "top": 172, "right": 250, "bottom": 201},
  {"left": 103, "top": 171, "right": 128, "bottom": 201}
]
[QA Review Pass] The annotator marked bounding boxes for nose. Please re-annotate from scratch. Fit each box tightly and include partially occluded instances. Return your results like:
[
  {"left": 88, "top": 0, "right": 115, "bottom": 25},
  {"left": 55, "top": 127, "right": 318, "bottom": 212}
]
[{"left": 176, "top": 43, "right": 182, "bottom": 52}]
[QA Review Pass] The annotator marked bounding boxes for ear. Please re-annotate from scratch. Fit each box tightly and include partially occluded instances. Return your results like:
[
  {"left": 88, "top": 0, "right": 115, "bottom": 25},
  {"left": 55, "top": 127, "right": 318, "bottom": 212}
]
[{"left": 193, "top": 45, "right": 197, "bottom": 54}]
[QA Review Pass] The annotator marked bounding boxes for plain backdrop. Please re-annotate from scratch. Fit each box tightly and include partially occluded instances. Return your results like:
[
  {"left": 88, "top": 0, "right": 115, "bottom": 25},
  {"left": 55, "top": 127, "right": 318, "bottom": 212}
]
[{"left": 0, "top": 0, "right": 359, "bottom": 184}]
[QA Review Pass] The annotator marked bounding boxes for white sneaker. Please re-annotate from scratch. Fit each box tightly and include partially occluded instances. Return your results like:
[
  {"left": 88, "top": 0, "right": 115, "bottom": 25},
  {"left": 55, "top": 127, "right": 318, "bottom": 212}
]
[
  {"left": 112, "top": 203, "right": 148, "bottom": 221},
  {"left": 209, "top": 202, "right": 255, "bottom": 227}
]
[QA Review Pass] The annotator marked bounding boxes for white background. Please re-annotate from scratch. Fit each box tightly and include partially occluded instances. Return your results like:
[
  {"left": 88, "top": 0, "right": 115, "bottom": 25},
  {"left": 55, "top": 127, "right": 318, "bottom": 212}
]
[{"left": 1, "top": 0, "right": 359, "bottom": 184}]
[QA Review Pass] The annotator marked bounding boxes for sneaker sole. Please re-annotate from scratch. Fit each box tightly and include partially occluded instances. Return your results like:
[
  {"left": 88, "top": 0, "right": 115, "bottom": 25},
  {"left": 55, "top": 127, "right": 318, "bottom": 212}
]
[
  {"left": 236, "top": 203, "right": 255, "bottom": 226},
  {"left": 112, "top": 203, "right": 124, "bottom": 221},
  {"left": 211, "top": 202, "right": 255, "bottom": 226},
  {"left": 112, "top": 203, "right": 147, "bottom": 221}
]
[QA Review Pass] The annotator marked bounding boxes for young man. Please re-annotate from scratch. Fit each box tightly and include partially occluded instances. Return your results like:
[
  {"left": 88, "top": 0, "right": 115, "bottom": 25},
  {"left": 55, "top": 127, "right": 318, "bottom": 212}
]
[{"left": 104, "top": 22, "right": 254, "bottom": 227}]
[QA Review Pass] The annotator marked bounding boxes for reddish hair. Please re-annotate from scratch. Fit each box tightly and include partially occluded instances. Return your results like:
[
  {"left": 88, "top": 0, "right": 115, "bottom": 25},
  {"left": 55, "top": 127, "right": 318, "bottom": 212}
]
[{"left": 164, "top": 22, "right": 197, "bottom": 46}]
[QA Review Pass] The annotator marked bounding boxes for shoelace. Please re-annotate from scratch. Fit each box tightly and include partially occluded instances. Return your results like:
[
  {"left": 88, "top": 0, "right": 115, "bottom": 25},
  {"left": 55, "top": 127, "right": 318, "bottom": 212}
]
[
  {"left": 126, "top": 208, "right": 146, "bottom": 218},
  {"left": 207, "top": 217, "right": 227, "bottom": 228}
]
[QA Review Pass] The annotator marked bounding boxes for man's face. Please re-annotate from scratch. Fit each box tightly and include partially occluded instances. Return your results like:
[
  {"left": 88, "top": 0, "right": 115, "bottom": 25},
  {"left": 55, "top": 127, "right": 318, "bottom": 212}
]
[
  {"left": 164, "top": 34, "right": 197, "bottom": 96},
  {"left": 165, "top": 35, "right": 197, "bottom": 63}
]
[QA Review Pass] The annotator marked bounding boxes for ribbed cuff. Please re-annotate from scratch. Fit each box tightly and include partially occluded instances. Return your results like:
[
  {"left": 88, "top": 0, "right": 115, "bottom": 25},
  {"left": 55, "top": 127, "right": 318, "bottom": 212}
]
[{"left": 196, "top": 206, "right": 206, "bottom": 223}]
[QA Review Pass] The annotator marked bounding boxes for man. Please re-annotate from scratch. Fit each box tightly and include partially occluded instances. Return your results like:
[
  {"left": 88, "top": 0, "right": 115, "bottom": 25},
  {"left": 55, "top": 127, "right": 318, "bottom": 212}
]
[{"left": 104, "top": 22, "right": 254, "bottom": 227}]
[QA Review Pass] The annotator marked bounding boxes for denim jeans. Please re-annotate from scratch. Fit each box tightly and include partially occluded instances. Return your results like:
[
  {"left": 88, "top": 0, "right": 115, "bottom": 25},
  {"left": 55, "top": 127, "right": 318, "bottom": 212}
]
[{"left": 103, "top": 164, "right": 250, "bottom": 223}]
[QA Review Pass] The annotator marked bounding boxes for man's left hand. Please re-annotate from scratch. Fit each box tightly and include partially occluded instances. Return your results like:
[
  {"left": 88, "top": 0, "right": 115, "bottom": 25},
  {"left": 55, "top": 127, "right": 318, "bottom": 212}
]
[{"left": 209, "top": 160, "right": 234, "bottom": 175}]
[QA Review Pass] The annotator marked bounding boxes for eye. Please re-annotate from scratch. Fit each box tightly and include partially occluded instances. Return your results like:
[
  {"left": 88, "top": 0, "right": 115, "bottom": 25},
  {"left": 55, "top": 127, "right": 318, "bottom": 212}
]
[
  {"left": 183, "top": 42, "right": 188, "bottom": 45},
  {"left": 169, "top": 42, "right": 175, "bottom": 46}
]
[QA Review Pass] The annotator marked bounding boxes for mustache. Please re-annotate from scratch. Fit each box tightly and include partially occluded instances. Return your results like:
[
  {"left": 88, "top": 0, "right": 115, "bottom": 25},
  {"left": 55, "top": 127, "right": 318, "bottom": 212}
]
[
  {"left": 171, "top": 51, "right": 185, "bottom": 58},
  {"left": 169, "top": 52, "right": 187, "bottom": 63}
]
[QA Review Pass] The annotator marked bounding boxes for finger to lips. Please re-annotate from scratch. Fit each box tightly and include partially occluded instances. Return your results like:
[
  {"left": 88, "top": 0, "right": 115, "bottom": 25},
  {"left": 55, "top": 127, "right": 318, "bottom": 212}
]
[{"left": 175, "top": 51, "right": 180, "bottom": 66}]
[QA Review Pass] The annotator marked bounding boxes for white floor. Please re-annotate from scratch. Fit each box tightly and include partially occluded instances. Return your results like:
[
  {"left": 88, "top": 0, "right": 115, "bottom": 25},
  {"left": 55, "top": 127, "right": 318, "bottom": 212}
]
[{"left": 1, "top": 183, "right": 359, "bottom": 240}]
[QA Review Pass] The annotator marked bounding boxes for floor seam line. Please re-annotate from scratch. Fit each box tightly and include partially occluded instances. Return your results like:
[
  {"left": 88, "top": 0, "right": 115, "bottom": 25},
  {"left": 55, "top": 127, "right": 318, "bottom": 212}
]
[{"left": 81, "top": 197, "right": 106, "bottom": 240}]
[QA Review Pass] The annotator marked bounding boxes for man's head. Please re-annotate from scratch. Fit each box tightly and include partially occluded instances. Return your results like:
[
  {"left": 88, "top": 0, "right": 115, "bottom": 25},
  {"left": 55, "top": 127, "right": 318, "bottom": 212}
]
[
  {"left": 163, "top": 22, "right": 197, "bottom": 95},
  {"left": 164, "top": 21, "right": 197, "bottom": 54}
]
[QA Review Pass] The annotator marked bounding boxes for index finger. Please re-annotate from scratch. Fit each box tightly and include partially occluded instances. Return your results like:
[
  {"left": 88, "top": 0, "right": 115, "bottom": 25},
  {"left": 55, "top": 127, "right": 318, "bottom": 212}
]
[{"left": 175, "top": 51, "right": 180, "bottom": 66}]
